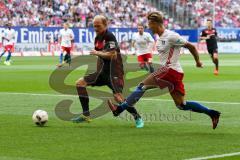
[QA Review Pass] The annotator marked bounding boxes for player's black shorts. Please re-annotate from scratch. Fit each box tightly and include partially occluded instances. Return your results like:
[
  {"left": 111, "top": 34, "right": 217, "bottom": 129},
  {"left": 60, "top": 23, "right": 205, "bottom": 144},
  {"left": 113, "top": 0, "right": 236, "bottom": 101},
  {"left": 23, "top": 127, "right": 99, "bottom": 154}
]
[
  {"left": 207, "top": 48, "right": 218, "bottom": 56},
  {"left": 84, "top": 72, "right": 124, "bottom": 93}
]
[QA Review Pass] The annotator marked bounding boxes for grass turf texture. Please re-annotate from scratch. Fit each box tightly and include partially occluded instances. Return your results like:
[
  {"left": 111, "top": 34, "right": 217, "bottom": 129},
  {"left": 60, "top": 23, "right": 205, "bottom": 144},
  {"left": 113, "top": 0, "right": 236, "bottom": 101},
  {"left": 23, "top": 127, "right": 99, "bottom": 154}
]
[{"left": 0, "top": 54, "right": 240, "bottom": 160}]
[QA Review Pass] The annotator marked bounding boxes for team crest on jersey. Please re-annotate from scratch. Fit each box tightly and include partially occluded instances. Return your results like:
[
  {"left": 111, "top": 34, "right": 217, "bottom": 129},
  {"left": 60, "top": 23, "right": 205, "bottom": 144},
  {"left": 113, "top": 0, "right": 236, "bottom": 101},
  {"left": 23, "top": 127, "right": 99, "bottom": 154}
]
[
  {"left": 108, "top": 41, "right": 116, "bottom": 49},
  {"left": 176, "top": 39, "right": 184, "bottom": 44}
]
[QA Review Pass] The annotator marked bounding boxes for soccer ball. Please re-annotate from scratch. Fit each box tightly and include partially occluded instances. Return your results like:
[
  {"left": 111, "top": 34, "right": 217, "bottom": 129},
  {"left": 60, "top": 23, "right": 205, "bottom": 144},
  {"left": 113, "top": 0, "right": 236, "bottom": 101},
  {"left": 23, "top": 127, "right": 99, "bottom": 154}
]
[{"left": 32, "top": 110, "right": 48, "bottom": 127}]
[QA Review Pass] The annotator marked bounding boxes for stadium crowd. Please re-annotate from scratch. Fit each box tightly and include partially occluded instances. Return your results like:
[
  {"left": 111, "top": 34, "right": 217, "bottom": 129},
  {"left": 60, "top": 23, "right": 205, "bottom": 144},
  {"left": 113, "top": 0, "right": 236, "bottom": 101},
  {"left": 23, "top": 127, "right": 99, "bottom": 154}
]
[
  {"left": 0, "top": 0, "right": 157, "bottom": 28},
  {"left": 163, "top": 0, "right": 240, "bottom": 28},
  {"left": 0, "top": 0, "right": 239, "bottom": 28},
  {"left": 193, "top": 0, "right": 240, "bottom": 27}
]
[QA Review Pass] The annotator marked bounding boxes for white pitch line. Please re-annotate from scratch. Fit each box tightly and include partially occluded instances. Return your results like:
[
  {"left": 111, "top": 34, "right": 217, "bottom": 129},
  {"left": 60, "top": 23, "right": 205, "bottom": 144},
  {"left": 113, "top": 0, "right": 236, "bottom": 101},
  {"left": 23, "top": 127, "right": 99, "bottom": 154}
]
[
  {"left": 0, "top": 92, "right": 239, "bottom": 105},
  {"left": 185, "top": 151, "right": 240, "bottom": 160}
]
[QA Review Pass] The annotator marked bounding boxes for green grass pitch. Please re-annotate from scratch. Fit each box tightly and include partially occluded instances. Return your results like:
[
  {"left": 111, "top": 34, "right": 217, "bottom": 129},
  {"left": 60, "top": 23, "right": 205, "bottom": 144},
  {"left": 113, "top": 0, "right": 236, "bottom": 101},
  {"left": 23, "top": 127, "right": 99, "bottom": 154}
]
[{"left": 0, "top": 54, "right": 240, "bottom": 160}]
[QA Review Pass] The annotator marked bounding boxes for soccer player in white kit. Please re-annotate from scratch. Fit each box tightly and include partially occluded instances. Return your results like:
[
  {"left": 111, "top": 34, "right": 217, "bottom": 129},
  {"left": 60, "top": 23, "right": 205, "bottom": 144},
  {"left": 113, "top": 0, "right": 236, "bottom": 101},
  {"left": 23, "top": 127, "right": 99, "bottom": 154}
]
[
  {"left": 57, "top": 23, "right": 74, "bottom": 67},
  {"left": 132, "top": 23, "right": 155, "bottom": 73},
  {"left": 108, "top": 12, "right": 221, "bottom": 129},
  {"left": 0, "top": 23, "right": 15, "bottom": 66}
]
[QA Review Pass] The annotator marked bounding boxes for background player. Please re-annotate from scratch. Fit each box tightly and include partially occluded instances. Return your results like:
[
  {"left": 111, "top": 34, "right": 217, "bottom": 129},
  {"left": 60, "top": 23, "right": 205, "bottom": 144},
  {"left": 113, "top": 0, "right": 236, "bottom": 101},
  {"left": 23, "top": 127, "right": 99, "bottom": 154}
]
[
  {"left": 57, "top": 23, "right": 74, "bottom": 67},
  {"left": 0, "top": 23, "right": 15, "bottom": 66},
  {"left": 200, "top": 19, "right": 219, "bottom": 75},
  {"left": 132, "top": 23, "right": 155, "bottom": 73},
  {"left": 108, "top": 12, "right": 221, "bottom": 129},
  {"left": 72, "top": 15, "right": 144, "bottom": 128}
]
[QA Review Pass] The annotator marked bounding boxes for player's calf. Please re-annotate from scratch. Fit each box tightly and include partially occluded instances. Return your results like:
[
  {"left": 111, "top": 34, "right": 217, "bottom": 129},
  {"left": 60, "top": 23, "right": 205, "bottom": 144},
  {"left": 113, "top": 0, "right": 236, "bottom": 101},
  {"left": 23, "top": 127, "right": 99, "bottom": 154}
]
[
  {"left": 139, "top": 63, "right": 146, "bottom": 70},
  {"left": 148, "top": 62, "right": 154, "bottom": 73},
  {"left": 176, "top": 101, "right": 211, "bottom": 115},
  {"left": 176, "top": 101, "right": 221, "bottom": 129},
  {"left": 64, "top": 53, "right": 71, "bottom": 65},
  {"left": 76, "top": 79, "right": 90, "bottom": 117},
  {"left": 108, "top": 83, "right": 147, "bottom": 116},
  {"left": 0, "top": 51, "right": 6, "bottom": 59}
]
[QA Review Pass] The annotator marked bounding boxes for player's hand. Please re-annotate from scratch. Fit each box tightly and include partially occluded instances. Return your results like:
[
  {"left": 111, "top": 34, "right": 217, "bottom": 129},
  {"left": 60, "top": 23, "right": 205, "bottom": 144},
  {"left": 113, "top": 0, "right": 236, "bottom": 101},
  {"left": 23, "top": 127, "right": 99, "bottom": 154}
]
[
  {"left": 90, "top": 50, "right": 98, "bottom": 56},
  {"left": 196, "top": 61, "right": 203, "bottom": 68},
  {"left": 3, "top": 37, "right": 9, "bottom": 41},
  {"left": 206, "top": 35, "right": 213, "bottom": 39},
  {"left": 130, "top": 48, "right": 136, "bottom": 55}
]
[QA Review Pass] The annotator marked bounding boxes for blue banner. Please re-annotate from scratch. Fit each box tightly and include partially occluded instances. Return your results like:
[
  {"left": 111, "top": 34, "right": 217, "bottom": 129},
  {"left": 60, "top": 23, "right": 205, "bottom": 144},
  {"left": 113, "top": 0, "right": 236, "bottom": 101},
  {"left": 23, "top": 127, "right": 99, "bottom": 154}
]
[
  {"left": 174, "top": 29, "right": 198, "bottom": 42},
  {"left": 0, "top": 27, "right": 138, "bottom": 44},
  {"left": 216, "top": 28, "right": 240, "bottom": 42}
]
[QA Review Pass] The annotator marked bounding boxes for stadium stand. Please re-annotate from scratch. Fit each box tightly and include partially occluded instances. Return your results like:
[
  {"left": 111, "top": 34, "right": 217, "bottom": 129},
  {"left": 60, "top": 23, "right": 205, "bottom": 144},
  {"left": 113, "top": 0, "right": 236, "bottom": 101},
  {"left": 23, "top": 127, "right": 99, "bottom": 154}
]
[
  {"left": 0, "top": 0, "right": 239, "bottom": 28},
  {"left": 155, "top": 0, "right": 240, "bottom": 28}
]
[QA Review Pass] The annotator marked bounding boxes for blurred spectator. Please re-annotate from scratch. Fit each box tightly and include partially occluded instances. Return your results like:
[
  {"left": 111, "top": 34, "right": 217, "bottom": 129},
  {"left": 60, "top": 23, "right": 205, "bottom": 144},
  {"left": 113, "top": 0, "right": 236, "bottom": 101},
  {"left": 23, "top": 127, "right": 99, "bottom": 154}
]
[
  {"left": 0, "top": 0, "right": 239, "bottom": 28},
  {"left": 0, "top": 0, "right": 157, "bottom": 28}
]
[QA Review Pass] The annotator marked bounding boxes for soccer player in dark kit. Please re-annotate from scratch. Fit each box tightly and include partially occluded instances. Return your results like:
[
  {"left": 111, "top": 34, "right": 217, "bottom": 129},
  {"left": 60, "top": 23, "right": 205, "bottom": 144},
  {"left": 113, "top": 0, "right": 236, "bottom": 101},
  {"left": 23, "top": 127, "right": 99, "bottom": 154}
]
[
  {"left": 71, "top": 15, "right": 144, "bottom": 128},
  {"left": 200, "top": 19, "right": 219, "bottom": 75}
]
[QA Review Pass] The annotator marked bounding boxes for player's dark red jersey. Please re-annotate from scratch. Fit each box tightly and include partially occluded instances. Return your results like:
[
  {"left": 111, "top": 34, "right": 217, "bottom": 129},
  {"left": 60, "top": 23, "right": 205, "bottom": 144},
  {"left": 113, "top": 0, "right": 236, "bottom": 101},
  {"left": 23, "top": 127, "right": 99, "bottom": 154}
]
[
  {"left": 94, "top": 30, "right": 124, "bottom": 78},
  {"left": 200, "top": 28, "right": 218, "bottom": 49}
]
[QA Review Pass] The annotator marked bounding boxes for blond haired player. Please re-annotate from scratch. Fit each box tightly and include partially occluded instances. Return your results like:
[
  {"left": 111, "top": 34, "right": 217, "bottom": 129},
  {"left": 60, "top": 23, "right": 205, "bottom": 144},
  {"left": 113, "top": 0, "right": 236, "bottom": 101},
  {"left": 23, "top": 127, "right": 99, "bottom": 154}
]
[
  {"left": 108, "top": 12, "right": 221, "bottom": 129},
  {"left": 72, "top": 15, "right": 143, "bottom": 128}
]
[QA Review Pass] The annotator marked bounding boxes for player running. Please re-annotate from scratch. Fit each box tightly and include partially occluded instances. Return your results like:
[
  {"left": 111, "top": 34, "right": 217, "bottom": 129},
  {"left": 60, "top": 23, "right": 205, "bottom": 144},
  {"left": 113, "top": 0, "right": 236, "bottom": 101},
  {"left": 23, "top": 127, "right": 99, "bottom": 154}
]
[
  {"left": 200, "top": 19, "right": 219, "bottom": 75},
  {"left": 108, "top": 12, "right": 221, "bottom": 129},
  {"left": 71, "top": 15, "right": 144, "bottom": 128},
  {"left": 57, "top": 23, "right": 74, "bottom": 67},
  {"left": 0, "top": 23, "right": 15, "bottom": 66},
  {"left": 132, "top": 23, "right": 155, "bottom": 73}
]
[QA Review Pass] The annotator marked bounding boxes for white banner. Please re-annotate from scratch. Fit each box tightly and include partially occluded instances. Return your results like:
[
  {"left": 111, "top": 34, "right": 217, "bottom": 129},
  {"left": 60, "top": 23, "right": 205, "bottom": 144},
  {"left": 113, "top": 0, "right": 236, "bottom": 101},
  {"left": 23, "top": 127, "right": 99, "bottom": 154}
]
[{"left": 218, "top": 42, "right": 240, "bottom": 53}]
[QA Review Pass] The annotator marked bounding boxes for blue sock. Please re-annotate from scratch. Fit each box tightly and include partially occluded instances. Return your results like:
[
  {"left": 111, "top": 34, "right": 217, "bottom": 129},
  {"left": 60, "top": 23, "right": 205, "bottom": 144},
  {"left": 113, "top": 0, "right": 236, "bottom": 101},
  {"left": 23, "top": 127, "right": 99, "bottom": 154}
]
[
  {"left": 119, "top": 84, "right": 146, "bottom": 110},
  {"left": 0, "top": 51, "right": 5, "bottom": 57},
  {"left": 6, "top": 52, "right": 11, "bottom": 61},
  {"left": 60, "top": 53, "right": 63, "bottom": 63},
  {"left": 181, "top": 101, "right": 211, "bottom": 115}
]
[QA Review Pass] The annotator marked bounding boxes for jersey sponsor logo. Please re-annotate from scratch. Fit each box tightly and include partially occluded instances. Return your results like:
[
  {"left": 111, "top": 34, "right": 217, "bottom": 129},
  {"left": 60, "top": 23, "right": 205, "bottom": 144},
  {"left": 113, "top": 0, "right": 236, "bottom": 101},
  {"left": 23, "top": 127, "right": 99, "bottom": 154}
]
[
  {"left": 205, "top": 29, "right": 215, "bottom": 35},
  {"left": 95, "top": 40, "right": 105, "bottom": 49}
]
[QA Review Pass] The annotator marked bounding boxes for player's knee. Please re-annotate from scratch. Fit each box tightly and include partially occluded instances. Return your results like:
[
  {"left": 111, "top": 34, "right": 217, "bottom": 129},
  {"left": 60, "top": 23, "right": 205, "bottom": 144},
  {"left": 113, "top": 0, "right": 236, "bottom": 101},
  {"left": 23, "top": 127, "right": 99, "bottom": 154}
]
[
  {"left": 176, "top": 102, "right": 187, "bottom": 110},
  {"left": 139, "top": 63, "right": 144, "bottom": 68},
  {"left": 113, "top": 93, "right": 124, "bottom": 103},
  {"left": 136, "top": 82, "right": 147, "bottom": 91},
  {"left": 148, "top": 58, "right": 152, "bottom": 63},
  {"left": 76, "top": 78, "right": 86, "bottom": 87}
]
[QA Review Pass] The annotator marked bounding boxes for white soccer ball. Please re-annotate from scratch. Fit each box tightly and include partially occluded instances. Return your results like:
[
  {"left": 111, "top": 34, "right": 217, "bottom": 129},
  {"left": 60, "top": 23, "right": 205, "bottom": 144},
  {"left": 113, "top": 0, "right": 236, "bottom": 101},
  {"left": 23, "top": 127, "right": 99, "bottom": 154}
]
[{"left": 32, "top": 110, "right": 48, "bottom": 126}]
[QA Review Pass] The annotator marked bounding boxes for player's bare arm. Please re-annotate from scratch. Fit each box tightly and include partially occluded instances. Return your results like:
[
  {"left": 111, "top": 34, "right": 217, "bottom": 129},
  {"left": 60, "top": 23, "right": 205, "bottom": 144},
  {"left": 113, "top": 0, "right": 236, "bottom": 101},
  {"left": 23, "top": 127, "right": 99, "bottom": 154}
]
[
  {"left": 2, "top": 36, "right": 10, "bottom": 41},
  {"left": 131, "top": 40, "right": 136, "bottom": 49},
  {"left": 58, "top": 37, "right": 62, "bottom": 44},
  {"left": 184, "top": 42, "right": 203, "bottom": 68},
  {"left": 200, "top": 35, "right": 211, "bottom": 40},
  {"left": 90, "top": 49, "right": 117, "bottom": 60}
]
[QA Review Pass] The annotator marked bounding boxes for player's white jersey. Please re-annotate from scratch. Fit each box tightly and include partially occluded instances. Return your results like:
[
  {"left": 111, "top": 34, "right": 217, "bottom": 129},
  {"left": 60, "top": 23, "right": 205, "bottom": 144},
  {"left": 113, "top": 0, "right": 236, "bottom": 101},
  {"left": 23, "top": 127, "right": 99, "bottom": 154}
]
[
  {"left": 156, "top": 29, "right": 187, "bottom": 73},
  {"left": 132, "top": 32, "right": 154, "bottom": 55},
  {"left": 2, "top": 28, "right": 15, "bottom": 46},
  {"left": 59, "top": 28, "right": 74, "bottom": 47}
]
